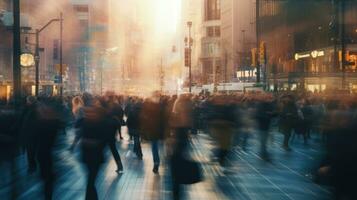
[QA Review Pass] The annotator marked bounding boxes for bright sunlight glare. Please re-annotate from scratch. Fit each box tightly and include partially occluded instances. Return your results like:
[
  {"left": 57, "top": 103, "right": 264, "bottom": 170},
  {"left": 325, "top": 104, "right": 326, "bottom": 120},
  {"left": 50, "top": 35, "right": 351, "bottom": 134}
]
[{"left": 154, "top": 0, "right": 181, "bottom": 34}]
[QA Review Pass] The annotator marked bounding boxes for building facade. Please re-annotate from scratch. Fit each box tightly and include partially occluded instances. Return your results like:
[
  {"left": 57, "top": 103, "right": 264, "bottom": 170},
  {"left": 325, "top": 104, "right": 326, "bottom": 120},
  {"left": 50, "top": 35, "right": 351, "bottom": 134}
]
[
  {"left": 259, "top": 0, "right": 357, "bottom": 92},
  {"left": 181, "top": 0, "right": 256, "bottom": 86}
]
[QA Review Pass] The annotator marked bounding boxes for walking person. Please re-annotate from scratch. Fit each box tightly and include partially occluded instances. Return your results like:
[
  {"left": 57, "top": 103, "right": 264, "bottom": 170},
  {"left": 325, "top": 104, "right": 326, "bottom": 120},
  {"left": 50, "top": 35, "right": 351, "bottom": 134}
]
[
  {"left": 126, "top": 97, "right": 143, "bottom": 159},
  {"left": 103, "top": 97, "right": 124, "bottom": 173},
  {"left": 170, "top": 93, "right": 201, "bottom": 200},
  {"left": 68, "top": 95, "right": 84, "bottom": 151},
  {"left": 140, "top": 92, "right": 164, "bottom": 173},
  {"left": 76, "top": 98, "right": 115, "bottom": 200},
  {"left": 20, "top": 96, "right": 38, "bottom": 173},
  {"left": 255, "top": 94, "right": 275, "bottom": 161},
  {"left": 279, "top": 95, "right": 298, "bottom": 151},
  {"left": 21, "top": 97, "right": 64, "bottom": 200}
]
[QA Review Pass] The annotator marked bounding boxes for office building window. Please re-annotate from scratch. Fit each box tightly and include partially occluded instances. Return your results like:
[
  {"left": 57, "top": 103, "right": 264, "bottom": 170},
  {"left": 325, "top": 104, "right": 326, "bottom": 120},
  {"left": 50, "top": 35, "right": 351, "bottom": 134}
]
[
  {"left": 205, "top": 0, "right": 220, "bottom": 21},
  {"left": 207, "top": 26, "right": 220, "bottom": 37}
]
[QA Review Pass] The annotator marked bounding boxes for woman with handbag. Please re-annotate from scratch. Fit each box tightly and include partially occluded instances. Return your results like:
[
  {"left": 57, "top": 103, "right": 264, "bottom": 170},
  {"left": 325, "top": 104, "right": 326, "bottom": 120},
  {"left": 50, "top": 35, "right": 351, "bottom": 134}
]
[{"left": 170, "top": 94, "right": 202, "bottom": 200}]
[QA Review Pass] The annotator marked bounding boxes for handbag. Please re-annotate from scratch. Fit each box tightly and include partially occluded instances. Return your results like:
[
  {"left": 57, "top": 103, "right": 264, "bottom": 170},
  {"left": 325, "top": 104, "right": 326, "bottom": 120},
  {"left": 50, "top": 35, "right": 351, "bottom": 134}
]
[{"left": 171, "top": 156, "right": 203, "bottom": 185}]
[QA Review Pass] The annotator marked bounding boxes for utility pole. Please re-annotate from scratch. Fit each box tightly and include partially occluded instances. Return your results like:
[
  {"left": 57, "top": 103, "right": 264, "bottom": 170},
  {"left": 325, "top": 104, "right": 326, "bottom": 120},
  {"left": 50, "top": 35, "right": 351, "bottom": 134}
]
[
  {"left": 59, "top": 12, "right": 63, "bottom": 97},
  {"left": 13, "top": 0, "right": 21, "bottom": 104},
  {"left": 241, "top": 29, "right": 246, "bottom": 82},
  {"left": 256, "top": 0, "right": 261, "bottom": 83},
  {"left": 339, "top": 0, "right": 346, "bottom": 90},
  {"left": 188, "top": 21, "right": 193, "bottom": 93},
  {"left": 35, "top": 29, "right": 40, "bottom": 96},
  {"left": 333, "top": 0, "right": 339, "bottom": 73}
]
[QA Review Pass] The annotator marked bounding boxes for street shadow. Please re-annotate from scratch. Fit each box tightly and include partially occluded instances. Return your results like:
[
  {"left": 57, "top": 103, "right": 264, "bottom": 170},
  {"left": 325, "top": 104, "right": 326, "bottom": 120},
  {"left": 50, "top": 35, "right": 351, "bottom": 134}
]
[{"left": 215, "top": 175, "right": 251, "bottom": 200}]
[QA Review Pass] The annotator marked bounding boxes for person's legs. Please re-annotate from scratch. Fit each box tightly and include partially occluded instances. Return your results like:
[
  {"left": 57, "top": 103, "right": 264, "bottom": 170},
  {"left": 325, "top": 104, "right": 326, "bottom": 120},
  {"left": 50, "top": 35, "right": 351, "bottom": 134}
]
[
  {"left": 38, "top": 152, "right": 54, "bottom": 200},
  {"left": 283, "top": 128, "right": 292, "bottom": 150},
  {"left": 151, "top": 140, "right": 160, "bottom": 173},
  {"left": 133, "top": 130, "right": 143, "bottom": 159},
  {"left": 27, "top": 143, "right": 37, "bottom": 173},
  {"left": 172, "top": 179, "right": 181, "bottom": 200},
  {"left": 85, "top": 164, "right": 100, "bottom": 200},
  {"left": 260, "top": 130, "right": 270, "bottom": 160},
  {"left": 69, "top": 130, "right": 81, "bottom": 151},
  {"left": 108, "top": 140, "right": 123, "bottom": 172}
]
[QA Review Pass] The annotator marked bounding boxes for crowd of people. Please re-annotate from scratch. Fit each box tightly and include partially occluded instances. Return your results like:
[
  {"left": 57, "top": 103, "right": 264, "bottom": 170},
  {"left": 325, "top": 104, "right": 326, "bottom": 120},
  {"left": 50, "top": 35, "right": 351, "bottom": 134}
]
[{"left": 0, "top": 91, "right": 356, "bottom": 200}]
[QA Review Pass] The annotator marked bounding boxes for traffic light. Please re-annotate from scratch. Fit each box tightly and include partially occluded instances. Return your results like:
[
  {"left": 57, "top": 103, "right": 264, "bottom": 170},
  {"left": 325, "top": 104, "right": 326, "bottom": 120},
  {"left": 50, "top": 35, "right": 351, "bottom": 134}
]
[
  {"left": 53, "top": 39, "right": 59, "bottom": 60},
  {"left": 184, "top": 48, "right": 191, "bottom": 67},
  {"left": 346, "top": 50, "right": 350, "bottom": 61},
  {"left": 251, "top": 48, "right": 257, "bottom": 67},
  {"left": 259, "top": 41, "right": 266, "bottom": 64}
]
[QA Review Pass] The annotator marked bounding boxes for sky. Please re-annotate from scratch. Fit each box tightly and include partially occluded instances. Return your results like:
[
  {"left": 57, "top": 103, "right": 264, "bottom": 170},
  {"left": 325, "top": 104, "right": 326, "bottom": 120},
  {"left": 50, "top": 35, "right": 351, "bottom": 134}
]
[{"left": 154, "top": 0, "right": 181, "bottom": 35}]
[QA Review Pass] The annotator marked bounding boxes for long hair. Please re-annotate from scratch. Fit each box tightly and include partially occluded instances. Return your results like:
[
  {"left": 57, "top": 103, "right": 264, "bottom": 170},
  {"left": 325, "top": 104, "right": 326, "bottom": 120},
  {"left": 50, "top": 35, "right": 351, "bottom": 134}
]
[{"left": 72, "top": 96, "right": 84, "bottom": 117}]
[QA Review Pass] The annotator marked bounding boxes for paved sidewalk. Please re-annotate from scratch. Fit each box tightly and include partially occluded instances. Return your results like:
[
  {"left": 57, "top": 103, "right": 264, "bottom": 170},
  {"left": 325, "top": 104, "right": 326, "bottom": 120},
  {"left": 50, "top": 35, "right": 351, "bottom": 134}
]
[{"left": 0, "top": 127, "right": 332, "bottom": 200}]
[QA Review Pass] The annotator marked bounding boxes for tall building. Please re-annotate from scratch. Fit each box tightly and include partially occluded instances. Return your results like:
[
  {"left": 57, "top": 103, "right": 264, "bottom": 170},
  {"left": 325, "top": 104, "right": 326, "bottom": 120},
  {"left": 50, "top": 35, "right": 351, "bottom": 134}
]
[
  {"left": 259, "top": 0, "right": 357, "bottom": 92},
  {"left": 221, "top": 0, "right": 255, "bottom": 83},
  {"left": 201, "top": 0, "right": 221, "bottom": 84},
  {"left": 180, "top": 0, "right": 256, "bottom": 86},
  {"left": 70, "top": 0, "right": 110, "bottom": 93}
]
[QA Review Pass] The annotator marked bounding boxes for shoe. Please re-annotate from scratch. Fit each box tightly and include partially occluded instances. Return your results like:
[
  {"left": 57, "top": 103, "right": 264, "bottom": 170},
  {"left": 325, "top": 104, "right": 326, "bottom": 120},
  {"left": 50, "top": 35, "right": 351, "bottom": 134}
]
[
  {"left": 153, "top": 165, "right": 159, "bottom": 174},
  {"left": 116, "top": 168, "right": 124, "bottom": 174}
]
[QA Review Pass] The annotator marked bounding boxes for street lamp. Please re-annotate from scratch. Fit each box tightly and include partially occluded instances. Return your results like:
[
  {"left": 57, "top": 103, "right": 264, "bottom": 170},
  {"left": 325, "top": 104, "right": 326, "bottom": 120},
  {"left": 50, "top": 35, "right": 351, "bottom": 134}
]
[
  {"left": 184, "top": 21, "right": 193, "bottom": 93},
  {"left": 23, "top": 14, "right": 63, "bottom": 96}
]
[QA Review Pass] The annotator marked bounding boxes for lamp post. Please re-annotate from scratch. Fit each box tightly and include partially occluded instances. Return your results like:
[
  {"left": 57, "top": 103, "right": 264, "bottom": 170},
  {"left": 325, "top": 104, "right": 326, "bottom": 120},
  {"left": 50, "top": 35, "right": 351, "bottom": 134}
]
[
  {"left": 33, "top": 16, "right": 62, "bottom": 96},
  {"left": 256, "top": 0, "right": 261, "bottom": 83},
  {"left": 185, "top": 21, "right": 193, "bottom": 93},
  {"left": 339, "top": 0, "right": 346, "bottom": 90},
  {"left": 59, "top": 12, "right": 63, "bottom": 97}
]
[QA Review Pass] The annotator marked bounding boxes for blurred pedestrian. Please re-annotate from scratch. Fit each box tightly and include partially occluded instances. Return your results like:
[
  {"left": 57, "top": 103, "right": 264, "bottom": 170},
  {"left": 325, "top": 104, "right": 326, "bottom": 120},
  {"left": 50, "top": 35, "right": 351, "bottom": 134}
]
[
  {"left": 140, "top": 92, "right": 165, "bottom": 173},
  {"left": 76, "top": 98, "right": 116, "bottom": 200},
  {"left": 279, "top": 95, "right": 298, "bottom": 150},
  {"left": 69, "top": 96, "right": 84, "bottom": 151},
  {"left": 126, "top": 97, "right": 143, "bottom": 159}
]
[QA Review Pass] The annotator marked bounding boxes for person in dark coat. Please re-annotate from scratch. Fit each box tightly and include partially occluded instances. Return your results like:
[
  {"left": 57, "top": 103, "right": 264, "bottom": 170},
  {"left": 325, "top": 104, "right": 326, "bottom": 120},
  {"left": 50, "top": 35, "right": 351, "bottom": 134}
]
[
  {"left": 301, "top": 99, "right": 314, "bottom": 144},
  {"left": 207, "top": 95, "right": 236, "bottom": 166},
  {"left": 279, "top": 95, "right": 298, "bottom": 150},
  {"left": 319, "top": 100, "right": 357, "bottom": 200},
  {"left": 76, "top": 98, "right": 116, "bottom": 200},
  {"left": 126, "top": 97, "right": 143, "bottom": 159},
  {"left": 255, "top": 94, "right": 276, "bottom": 161},
  {"left": 103, "top": 97, "right": 124, "bottom": 173},
  {"left": 0, "top": 105, "right": 20, "bottom": 199},
  {"left": 20, "top": 96, "right": 38, "bottom": 173},
  {"left": 140, "top": 92, "right": 164, "bottom": 173},
  {"left": 21, "top": 97, "right": 64, "bottom": 200},
  {"left": 170, "top": 93, "right": 195, "bottom": 200}
]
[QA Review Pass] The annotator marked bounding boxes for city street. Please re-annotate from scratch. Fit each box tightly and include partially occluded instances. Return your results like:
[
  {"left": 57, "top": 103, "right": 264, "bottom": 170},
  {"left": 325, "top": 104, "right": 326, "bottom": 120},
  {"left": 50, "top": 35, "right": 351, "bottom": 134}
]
[
  {"left": 0, "top": 127, "right": 332, "bottom": 200},
  {"left": 1, "top": 0, "right": 357, "bottom": 200}
]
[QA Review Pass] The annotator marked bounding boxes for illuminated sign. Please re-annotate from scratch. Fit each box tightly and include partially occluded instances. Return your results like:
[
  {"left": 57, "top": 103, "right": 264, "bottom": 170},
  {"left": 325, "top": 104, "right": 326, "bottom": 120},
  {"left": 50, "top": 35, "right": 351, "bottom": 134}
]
[
  {"left": 294, "top": 53, "right": 310, "bottom": 60},
  {"left": 294, "top": 50, "right": 325, "bottom": 60},
  {"left": 311, "top": 50, "right": 325, "bottom": 58}
]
